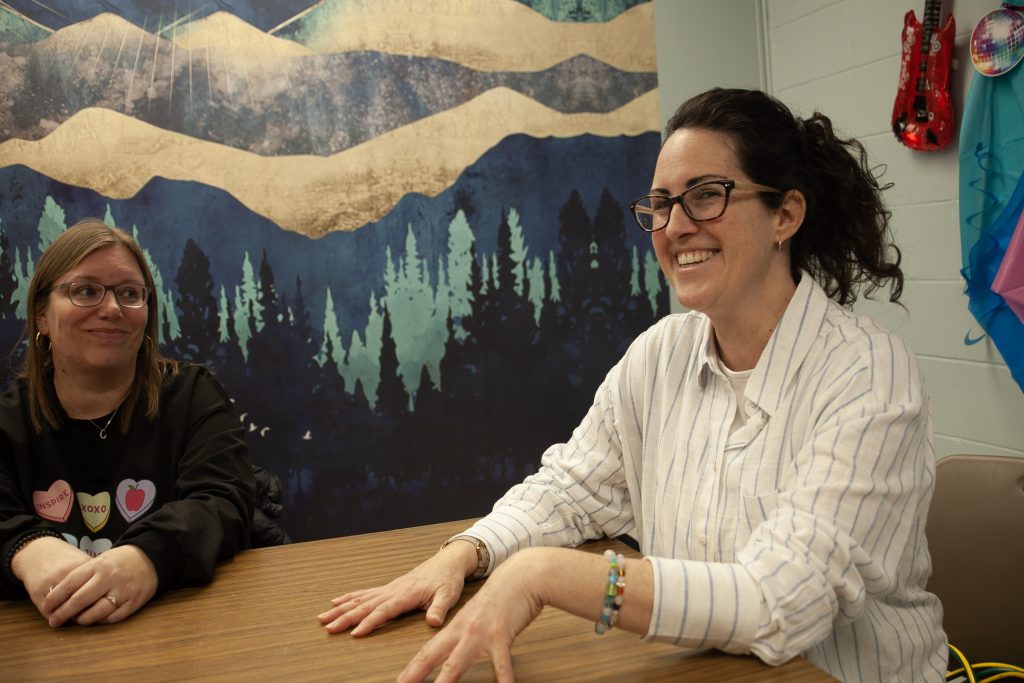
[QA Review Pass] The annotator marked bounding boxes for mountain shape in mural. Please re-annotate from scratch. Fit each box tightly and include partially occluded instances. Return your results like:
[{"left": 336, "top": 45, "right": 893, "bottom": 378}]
[
  {"left": 0, "top": 12, "right": 656, "bottom": 155},
  {"left": 172, "top": 10, "right": 312, "bottom": 58},
  {"left": 0, "top": 88, "right": 659, "bottom": 237},
  {"left": 274, "top": 0, "right": 655, "bottom": 71},
  {"left": 0, "top": 130, "right": 661, "bottom": 345}
]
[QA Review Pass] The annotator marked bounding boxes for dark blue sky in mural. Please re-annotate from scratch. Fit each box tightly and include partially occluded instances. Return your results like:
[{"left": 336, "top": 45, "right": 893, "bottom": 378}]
[
  {"left": 2, "top": 0, "right": 646, "bottom": 31},
  {"left": 2, "top": 0, "right": 317, "bottom": 32}
]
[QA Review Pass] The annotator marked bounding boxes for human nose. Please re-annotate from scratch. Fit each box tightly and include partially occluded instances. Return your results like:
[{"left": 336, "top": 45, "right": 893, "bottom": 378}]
[
  {"left": 662, "top": 198, "right": 698, "bottom": 239},
  {"left": 94, "top": 288, "right": 124, "bottom": 317}
]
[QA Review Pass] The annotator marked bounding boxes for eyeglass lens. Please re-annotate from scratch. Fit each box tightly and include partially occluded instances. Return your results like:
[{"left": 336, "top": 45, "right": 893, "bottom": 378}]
[
  {"left": 633, "top": 182, "right": 729, "bottom": 231},
  {"left": 65, "top": 282, "right": 148, "bottom": 307}
]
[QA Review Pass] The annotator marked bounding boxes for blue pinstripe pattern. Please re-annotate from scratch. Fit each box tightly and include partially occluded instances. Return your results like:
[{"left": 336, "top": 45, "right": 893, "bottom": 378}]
[{"left": 460, "top": 273, "right": 946, "bottom": 681}]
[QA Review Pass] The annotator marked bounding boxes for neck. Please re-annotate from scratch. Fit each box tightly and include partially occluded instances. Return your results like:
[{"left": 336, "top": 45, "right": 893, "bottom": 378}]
[
  {"left": 53, "top": 365, "right": 135, "bottom": 420},
  {"left": 711, "top": 274, "right": 796, "bottom": 372}
]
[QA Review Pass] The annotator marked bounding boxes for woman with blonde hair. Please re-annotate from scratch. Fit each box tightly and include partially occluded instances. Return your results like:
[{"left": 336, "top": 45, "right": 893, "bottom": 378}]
[{"left": 0, "top": 217, "right": 254, "bottom": 626}]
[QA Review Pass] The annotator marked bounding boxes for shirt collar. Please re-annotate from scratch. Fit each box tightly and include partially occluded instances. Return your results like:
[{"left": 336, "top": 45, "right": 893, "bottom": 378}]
[
  {"left": 747, "top": 271, "right": 830, "bottom": 417},
  {"left": 696, "top": 271, "right": 830, "bottom": 416}
]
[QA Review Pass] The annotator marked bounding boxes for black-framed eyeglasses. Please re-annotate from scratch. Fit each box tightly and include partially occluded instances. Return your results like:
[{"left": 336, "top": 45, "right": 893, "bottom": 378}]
[
  {"left": 51, "top": 282, "right": 150, "bottom": 308},
  {"left": 629, "top": 179, "right": 782, "bottom": 232}
]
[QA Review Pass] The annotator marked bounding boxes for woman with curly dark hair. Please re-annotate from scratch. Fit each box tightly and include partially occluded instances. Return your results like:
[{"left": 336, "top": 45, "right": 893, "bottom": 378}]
[{"left": 320, "top": 89, "right": 946, "bottom": 682}]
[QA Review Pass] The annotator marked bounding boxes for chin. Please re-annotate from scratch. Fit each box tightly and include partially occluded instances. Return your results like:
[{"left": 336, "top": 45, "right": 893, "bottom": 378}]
[{"left": 672, "top": 283, "right": 710, "bottom": 312}]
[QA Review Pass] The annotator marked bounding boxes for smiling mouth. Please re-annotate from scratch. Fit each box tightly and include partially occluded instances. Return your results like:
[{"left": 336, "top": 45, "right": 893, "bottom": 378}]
[{"left": 676, "top": 250, "right": 716, "bottom": 266}]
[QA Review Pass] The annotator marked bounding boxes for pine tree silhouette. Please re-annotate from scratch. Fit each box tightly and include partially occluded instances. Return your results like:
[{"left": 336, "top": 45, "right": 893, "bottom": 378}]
[
  {"left": 0, "top": 228, "right": 19, "bottom": 319},
  {"left": 376, "top": 304, "right": 409, "bottom": 418},
  {"left": 172, "top": 239, "right": 220, "bottom": 364},
  {"left": 0, "top": 227, "right": 24, "bottom": 377}
]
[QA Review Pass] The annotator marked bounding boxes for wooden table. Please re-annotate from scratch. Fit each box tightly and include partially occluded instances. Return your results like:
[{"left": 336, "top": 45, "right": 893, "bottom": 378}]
[{"left": 0, "top": 519, "right": 835, "bottom": 682}]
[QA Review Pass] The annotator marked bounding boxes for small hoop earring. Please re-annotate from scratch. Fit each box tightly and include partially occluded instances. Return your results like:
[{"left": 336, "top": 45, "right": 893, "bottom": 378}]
[
  {"left": 35, "top": 332, "right": 51, "bottom": 352},
  {"left": 776, "top": 240, "right": 783, "bottom": 253},
  {"left": 139, "top": 335, "right": 153, "bottom": 355}
]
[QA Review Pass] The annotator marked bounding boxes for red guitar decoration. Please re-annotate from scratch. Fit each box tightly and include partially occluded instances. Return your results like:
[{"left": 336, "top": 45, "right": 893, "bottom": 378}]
[{"left": 892, "top": 0, "right": 956, "bottom": 151}]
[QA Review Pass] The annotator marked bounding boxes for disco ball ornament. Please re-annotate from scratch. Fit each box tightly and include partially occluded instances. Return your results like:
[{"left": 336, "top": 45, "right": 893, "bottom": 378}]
[{"left": 971, "top": 8, "right": 1024, "bottom": 77}]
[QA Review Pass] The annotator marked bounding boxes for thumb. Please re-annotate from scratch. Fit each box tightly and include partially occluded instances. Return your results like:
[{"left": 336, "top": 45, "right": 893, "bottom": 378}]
[{"left": 424, "top": 584, "right": 460, "bottom": 627}]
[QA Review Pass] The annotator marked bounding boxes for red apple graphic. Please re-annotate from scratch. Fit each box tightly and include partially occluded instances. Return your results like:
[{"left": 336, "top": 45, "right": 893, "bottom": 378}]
[{"left": 125, "top": 485, "right": 145, "bottom": 513}]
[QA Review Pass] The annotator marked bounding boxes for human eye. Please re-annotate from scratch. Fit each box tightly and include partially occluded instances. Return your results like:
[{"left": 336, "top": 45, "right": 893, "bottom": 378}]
[
  {"left": 649, "top": 195, "right": 673, "bottom": 212},
  {"left": 117, "top": 285, "right": 144, "bottom": 305},
  {"left": 71, "top": 282, "right": 100, "bottom": 298},
  {"left": 690, "top": 184, "right": 726, "bottom": 200}
]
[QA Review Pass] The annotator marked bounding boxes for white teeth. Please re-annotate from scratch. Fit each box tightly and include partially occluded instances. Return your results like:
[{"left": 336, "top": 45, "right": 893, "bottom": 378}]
[{"left": 676, "top": 250, "right": 715, "bottom": 266}]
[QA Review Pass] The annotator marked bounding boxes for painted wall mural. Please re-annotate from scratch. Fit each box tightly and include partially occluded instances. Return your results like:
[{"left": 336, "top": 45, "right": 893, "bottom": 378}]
[{"left": 0, "top": 0, "right": 667, "bottom": 541}]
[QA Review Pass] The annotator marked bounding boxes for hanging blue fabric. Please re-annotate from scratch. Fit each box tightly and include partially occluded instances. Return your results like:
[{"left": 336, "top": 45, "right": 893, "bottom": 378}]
[{"left": 959, "top": 56, "right": 1024, "bottom": 392}]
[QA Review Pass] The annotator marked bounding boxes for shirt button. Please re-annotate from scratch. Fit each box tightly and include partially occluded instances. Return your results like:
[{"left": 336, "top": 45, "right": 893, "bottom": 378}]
[{"left": 698, "top": 535, "right": 706, "bottom": 546}]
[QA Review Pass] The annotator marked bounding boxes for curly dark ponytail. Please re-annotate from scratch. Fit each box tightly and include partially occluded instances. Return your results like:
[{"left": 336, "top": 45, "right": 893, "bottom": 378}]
[{"left": 666, "top": 88, "right": 904, "bottom": 306}]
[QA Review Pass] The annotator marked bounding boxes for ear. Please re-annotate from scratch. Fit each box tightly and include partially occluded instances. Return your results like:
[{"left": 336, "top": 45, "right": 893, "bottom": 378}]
[
  {"left": 36, "top": 309, "right": 49, "bottom": 336},
  {"left": 774, "top": 189, "right": 806, "bottom": 244}
]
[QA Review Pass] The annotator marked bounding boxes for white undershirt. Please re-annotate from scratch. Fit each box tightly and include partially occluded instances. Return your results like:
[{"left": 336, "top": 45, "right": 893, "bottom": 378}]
[{"left": 718, "top": 359, "right": 754, "bottom": 439}]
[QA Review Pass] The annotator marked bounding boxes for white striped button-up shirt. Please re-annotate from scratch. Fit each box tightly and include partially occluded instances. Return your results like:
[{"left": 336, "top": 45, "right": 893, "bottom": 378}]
[{"left": 463, "top": 273, "right": 947, "bottom": 682}]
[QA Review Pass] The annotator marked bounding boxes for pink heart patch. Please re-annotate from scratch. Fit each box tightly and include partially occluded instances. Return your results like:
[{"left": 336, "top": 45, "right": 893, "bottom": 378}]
[{"left": 33, "top": 480, "right": 74, "bottom": 523}]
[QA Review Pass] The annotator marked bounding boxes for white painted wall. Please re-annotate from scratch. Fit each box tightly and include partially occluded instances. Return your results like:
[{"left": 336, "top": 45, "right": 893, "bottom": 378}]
[{"left": 653, "top": 0, "right": 1024, "bottom": 458}]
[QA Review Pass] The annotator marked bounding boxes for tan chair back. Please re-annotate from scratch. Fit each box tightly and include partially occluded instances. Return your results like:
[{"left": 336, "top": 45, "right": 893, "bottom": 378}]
[{"left": 925, "top": 453, "right": 1024, "bottom": 665}]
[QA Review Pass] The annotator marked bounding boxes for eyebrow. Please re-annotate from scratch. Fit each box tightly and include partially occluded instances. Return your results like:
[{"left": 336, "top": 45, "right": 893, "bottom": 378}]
[
  {"left": 650, "top": 174, "right": 729, "bottom": 195},
  {"left": 63, "top": 275, "right": 145, "bottom": 285}
]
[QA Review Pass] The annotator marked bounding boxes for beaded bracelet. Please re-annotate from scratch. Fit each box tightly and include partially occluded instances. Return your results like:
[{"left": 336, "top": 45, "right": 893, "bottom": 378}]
[
  {"left": 2, "top": 528, "right": 63, "bottom": 584},
  {"left": 594, "top": 549, "right": 626, "bottom": 634}
]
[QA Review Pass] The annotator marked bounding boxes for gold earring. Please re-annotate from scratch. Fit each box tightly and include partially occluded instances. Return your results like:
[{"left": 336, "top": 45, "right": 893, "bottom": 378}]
[
  {"left": 35, "top": 332, "right": 51, "bottom": 352},
  {"left": 776, "top": 240, "right": 783, "bottom": 253}
]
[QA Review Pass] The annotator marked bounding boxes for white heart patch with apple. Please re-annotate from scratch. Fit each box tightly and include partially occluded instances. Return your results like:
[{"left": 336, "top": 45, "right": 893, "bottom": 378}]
[
  {"left": 33, "top": 480, "right": 74, "bottom": 523},
  {"left": 116, "top": 479, "right": 156, "bottom": 522},
  {"left": 79, "top": 536, "right": 113, "bottom": 557},
  {"left": 76, "top": 491, "right": 111, "bottom": 532}
]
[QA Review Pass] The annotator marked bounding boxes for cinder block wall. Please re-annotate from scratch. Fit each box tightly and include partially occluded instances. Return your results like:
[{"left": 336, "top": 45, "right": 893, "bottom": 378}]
[{"left": 654, "top": 0, "right": 1024, "bottom": 458}]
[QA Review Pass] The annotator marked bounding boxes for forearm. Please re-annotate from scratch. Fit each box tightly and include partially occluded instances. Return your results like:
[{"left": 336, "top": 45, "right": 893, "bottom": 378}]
[{"left": 514, "top": 546, "right": 653, "bottom": 637}]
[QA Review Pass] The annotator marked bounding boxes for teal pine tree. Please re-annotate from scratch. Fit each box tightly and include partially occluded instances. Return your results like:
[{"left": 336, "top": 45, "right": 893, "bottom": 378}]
[
  {"left": 629, "top": 246, "right": 641, "bottom": 297},
  {"left": 12, "top": 247, "right": 32, "bottom": 319},
  {"left": 547, "top": 250, "right": 561, "bottom": 303},
  {"left": 527, "top": 256, "right": 545, "bottom": 324},
  {"left": 385, "top": 226, "right": 446, "bottom": 402},
  {"left": 217, "top": 285, "right": 231, "bottom": 343},
  {"left": 643, "top": 251, "right": 662, "bottom": 314},
  {"left": 317, "top": 287, "right": 345, "bottom": 370},
  {"left": 36, "top": 197, "right": 66, "bottom": 254},
  {"left": 446, "top": 209, "right": 475, "bottom": 339},
  {"left": 232, "top": 283, "right": 251, "bottom": 360},
  {"left": 508, "top": 207, "right": 528, "bottom": 296},
  {"left": 133, "top": 227, "right": 179, "bottom": 343}
]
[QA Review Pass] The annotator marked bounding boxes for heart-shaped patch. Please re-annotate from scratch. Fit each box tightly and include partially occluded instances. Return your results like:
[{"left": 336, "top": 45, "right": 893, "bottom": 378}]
[
  {"left": 76, "top": 491, "right": 111, "bottom": 532},
  {"left": 79, "top": 535, "right": 113, "bottom": 558},
  {"left": 116, "top": 479, "right": 156, "bottom": 522},
  {"left": 33, "top": 480, "right": 73, "bottom": 523}
]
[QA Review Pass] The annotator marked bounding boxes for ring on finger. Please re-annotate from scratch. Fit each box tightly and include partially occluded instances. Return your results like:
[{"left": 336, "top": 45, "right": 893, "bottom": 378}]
[{"left": 106, "top": 595, "right": 121, "bottom": 608}]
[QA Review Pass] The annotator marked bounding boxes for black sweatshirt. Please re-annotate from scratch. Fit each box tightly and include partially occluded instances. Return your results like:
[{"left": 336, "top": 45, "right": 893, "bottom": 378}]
[{"left": 0, "top": 365, "right": 255, "bottom": 597}]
